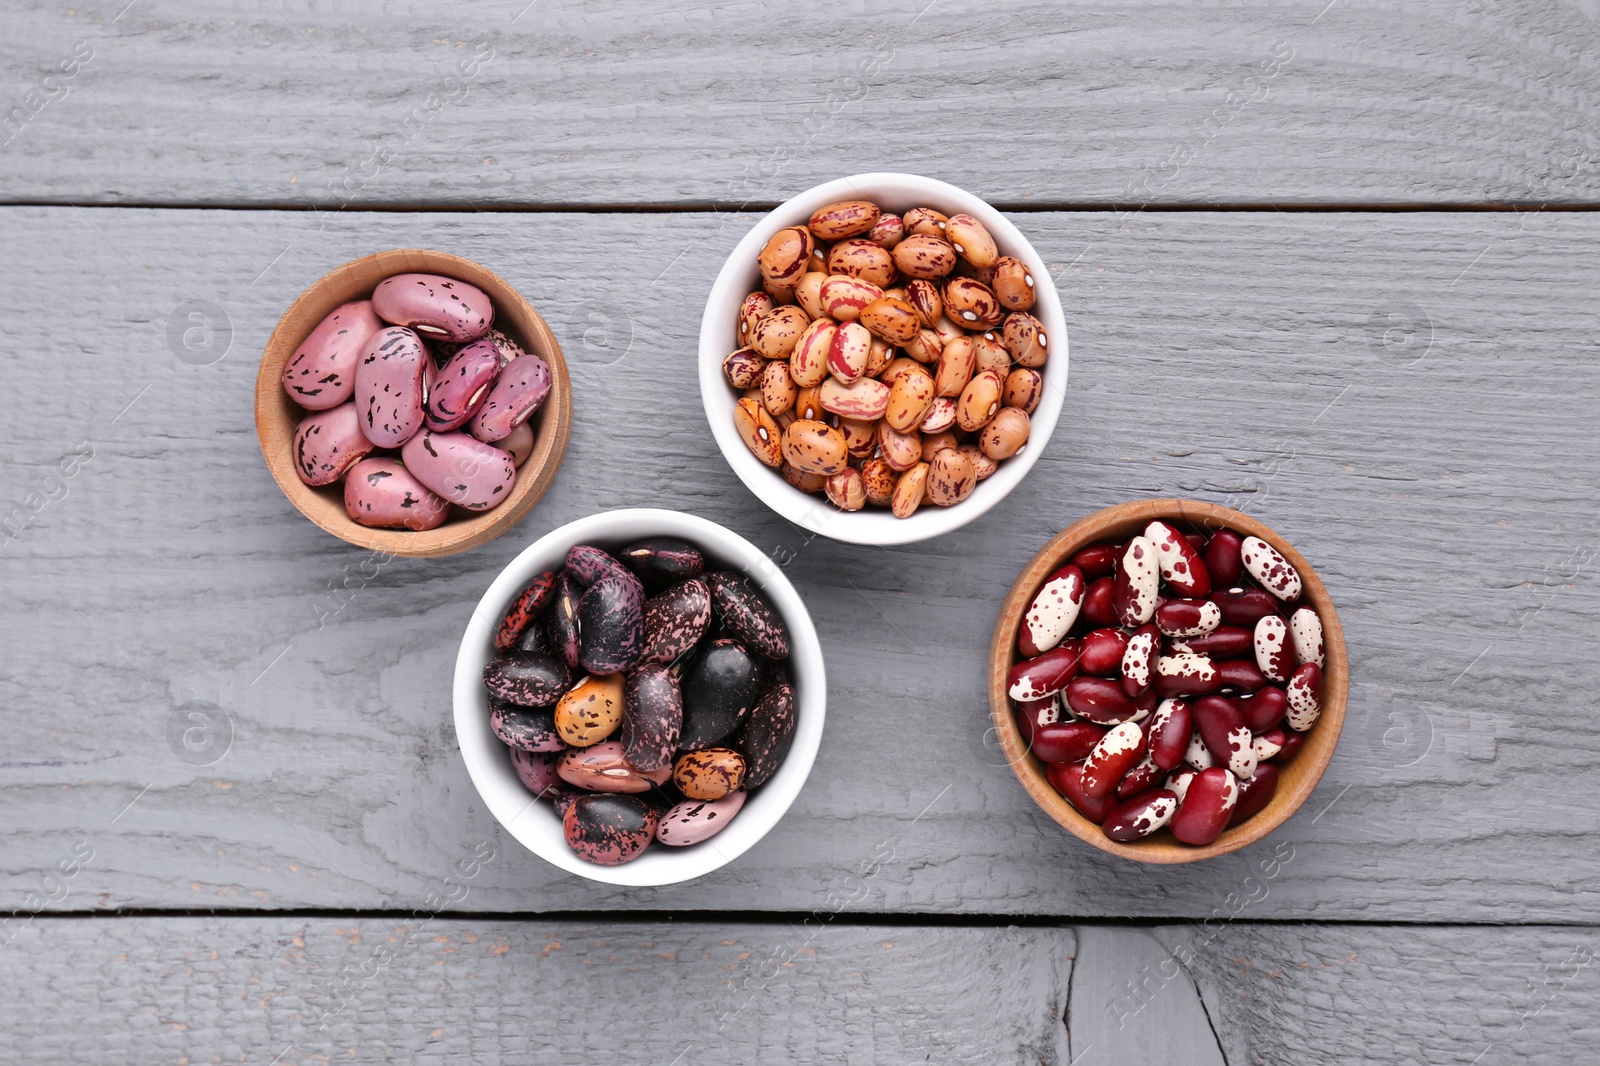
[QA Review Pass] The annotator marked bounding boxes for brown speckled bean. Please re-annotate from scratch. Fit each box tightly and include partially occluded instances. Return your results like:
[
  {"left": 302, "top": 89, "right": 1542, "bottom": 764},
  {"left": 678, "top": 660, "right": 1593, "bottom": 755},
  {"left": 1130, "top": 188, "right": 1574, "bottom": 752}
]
[
  {"left": 826, "top": 468, "right": 866, "bottom": 511},
  {"left": 1001, "top": 311, "right": 1049, "bottom": 368},
  {"left": 733, "top": 397, "right": 783, "bottom": 467},
  {"left": 808, "top": 200, "right": 880, "bottom": 240},
  {"left": 673, "top": 748, "right": 747, "bottom": 800},
  {"left": 781, "top": 419, "right": 848, "bottom": 475},
  {"left": 926, "top": 447, "right": 976, "bottom": 506},
  {"left": 956, "top": 370, "right": 1003, "bottom": 431},
  {"left": 758, "top": 226, "right": 815, "bottom": 288},
  {"left": 891, "top": 234, "right": 957, "bottom": 279},
  {"left": 827, "top": 239, "right": 896, "bottom": 288},
  {"left": 760, "top": 358, "right": 798, "bottom": 416},
  {"left": 860, "top": 457, "right": 896, "bottom": 505},
  {"left": 750, "top": 305, "right": 810, "bottom": 359},
  {"left": 943, "top": 277, "right": 1003, "bottom": 328},
  {"left": 945, "top": 213, "right": 998, "bottom": 268},
  {"left": 737, "top": 291, "right": 775, "bottom": 346},
  {"left": 891, "top": 462, "right": 930, "bottom": 519},
  {"left": 992, "top": 256, "right": 1035, "bottom": 311},
  {"left": 903, "top": 207, "right": 949, "bottom": 237},
  {"left": 722, "top": 348, "right": 767, "bottom": 389},
  {"left": 1004, "top": 367, "right": 1044, "bottom": 413},
  {"left": 979, "top": 406, "right": 1031, "bottom": 459},
  {"left": 885, "top": 365, "right": 937, "bottom": 432}
]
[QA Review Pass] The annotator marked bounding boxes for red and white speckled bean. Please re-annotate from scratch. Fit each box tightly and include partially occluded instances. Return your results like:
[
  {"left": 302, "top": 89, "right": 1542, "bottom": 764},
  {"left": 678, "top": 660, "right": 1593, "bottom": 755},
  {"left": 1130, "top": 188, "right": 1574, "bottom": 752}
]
[
  {"left": 1252, "top": 731, "right": 1283, "bottom": 761},
  {"left": 1064, "top": 676, "right": 1145, "bottom": 726},
  {"left": 1285, "top": 662, "right": 1323, "bottom": 731},
  {"left": 1155, "top": 598, "right": 1222, "bottom": 638},
  {"left": 1185, "top": 729, "right": 1216, "bottom": 772},
  {"left": 1006, "top": 641, "right": 1082, "bottom": 701},
  {"left": 1170, "top": 766, "right": 1239, "bottom": 846},
  {"left": 1165, "top": 767, "right": 1198, "bottom": 804},
  {"left": 1241, "top": 535, "right": 1303, "bottom": 601},
  {"left": 1289, "top": 606, "right": 1326, "bottom": 667},
  {"left": 1113, "top": 536, "right": 1161, "bottom": 627},
  {"left": 1102, "top": 789, "right": 1179, "bottom": 842},
  {"left": 1253, "top": 614, "right": 1294, "bottom": 683},
  {"left": 1144, "top": 520, "right": 1212, "bottom": 597},
  {"left": 1154, "top": 651, "right": 1221, "bottom": 697},
  {"left": 1080, "top": 721, "right": 1147, "bottom": 799},
  {"left": 1120, "top": 624, "right": 1159, "bottom": 697},
  {"left": 1147, "top": 698, "right": 1191, "bottom": 770},
  {"left": 1193, "top": 696, "right": 1256, "bottom": 780},
  {"left": 1017, "top": 564, "right": 1085, "bottom": 658},
  {"left": 1116, "top": 754, "right": 1166, "bottom": 799}
]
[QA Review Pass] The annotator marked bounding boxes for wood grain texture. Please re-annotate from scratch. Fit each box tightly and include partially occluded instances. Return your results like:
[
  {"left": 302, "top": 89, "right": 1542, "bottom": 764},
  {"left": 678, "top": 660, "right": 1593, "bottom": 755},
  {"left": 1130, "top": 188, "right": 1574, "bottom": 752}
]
[
  {"left": 0, "top": 917, "right": 1074, "bottom": 1065},
  {"left": 2, "top": 0, "right": 1599, "bottom": 207},
  {"left": 0, "top": 205, "right": 1596, "bottom": 919}
]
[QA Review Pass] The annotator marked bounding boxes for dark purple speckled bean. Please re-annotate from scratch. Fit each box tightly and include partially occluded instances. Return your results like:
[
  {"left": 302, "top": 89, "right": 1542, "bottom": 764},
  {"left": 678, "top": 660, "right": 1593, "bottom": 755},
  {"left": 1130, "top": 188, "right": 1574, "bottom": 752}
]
[
  {"left": 282, "top": 299, "right": 383, "bottom": 411},
  {"left": 490, "top": 698, "right": 564, "bottom": 752},
  {"left": 482, "top": 652, "right": 570, "bottom": 707},
  {"left": 563, "top": 793, "right": 658, "bottom": 866},
  {"left": 620, "top": 663, "right": 683, "bottom": 772},
  {"left": 354, "top": 326, "right": 430, "bottom": 448},
  {"left": 618, "top": 538, "right": 705, "bottom": 588},
  {"left": 707, "top": 572, "right": 790, "bottom": 660},
  {"left": 468, "top": 351, "right": 552, "bottom": 443},
  {"left": 494, "top": 570, "right": 558, "bottom": 652},
  {"left": 372, "top": 273, "right": 494, "bottom": 344},
  {"left": 509, "top": 747, "right": 562, "bottom": 799},
  {"left": 639, "top": 578, "right": 712, "bottom": 665},
  {"left": 424, "top": 337, "right": 500, "bottom": 432},
  {"left": 679, "top": 639, "right": 763, "bottom": 750},
  {"left": 565, "top": 544, "right": 630, "bottom": 586},
  {"left": 547, "top": 571, "right": 583, "bottom": 669},
  {"left": 734, "top": 681, "right": 797, "bottom": 789},
  {"left": 577, "top": 571, "right": 645, "bottom": 675},
  {"left": 292, "top": 401, "right": 375, "bottom": 487}
]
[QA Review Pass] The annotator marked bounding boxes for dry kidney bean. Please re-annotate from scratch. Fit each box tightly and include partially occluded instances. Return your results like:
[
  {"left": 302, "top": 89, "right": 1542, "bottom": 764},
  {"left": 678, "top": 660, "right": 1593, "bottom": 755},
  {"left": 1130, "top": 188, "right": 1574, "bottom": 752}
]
[
  {"left": 1007, "top": 641, "right": 1082, "bottom": 701},
  {"left": 1009, "top": 515, "right": 1331, "bottom": 846},
  {"left": 284, "top": 300, "right": 383, "bottom": 411},
  {"left": 729, "top": 197, "right": 1052, "bottom": 519},
  {"left": 1078, "top": 628, "right": 1130, "bottom": 676},
  {"left": 1017, "top": 565, "right": 1085, "bottom": 658},
  {"left": 486, "top": 539, "right": 797, "bottom": 866},
  {"left": 1228, "top": 764, "right": 1279, "bottom": 826},
  {"left": 1080, "top": 722, "right": 1147, "bottom": 799},
  {"left": 1033, "top": 721, "right": 1106, "bottom": 764},
  {"left": 1241, "top": 536, "right": 1303, "bottom": 601},
  {"left": 1103, "top": 789, "right": 1177, "bottom": 842},
  {"left": 1114, "top": 537, "right": 1161, "bottom": 627},
  {"left": 1147, "top": 698, "right": 1191, "bottom": 770},
  {"left": 1169, "top": 767, "right": 1238, "bottom": 845},
  {"left": 1205, "top": 529, "right": 1244, "bottom": 586},
  {"left": 1047, "top": 761, "right": 1116, "bottom": 823},
  {"left": 1064, "top": 676, "right": 1144, "bottom": 726},
  {"left": 1253, "top": 615, "right": 1293, "bottom": 682}
]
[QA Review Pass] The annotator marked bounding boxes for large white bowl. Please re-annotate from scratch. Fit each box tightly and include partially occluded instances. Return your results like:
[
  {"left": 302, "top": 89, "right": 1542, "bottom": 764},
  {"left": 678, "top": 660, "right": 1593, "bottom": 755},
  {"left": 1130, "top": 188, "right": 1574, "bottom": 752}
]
[
  {"left": 699, "top": 172, "right": 1070, "bottom": 546},
  {"left": 453, "top": 507, "right": 826, "bottom": 887}
]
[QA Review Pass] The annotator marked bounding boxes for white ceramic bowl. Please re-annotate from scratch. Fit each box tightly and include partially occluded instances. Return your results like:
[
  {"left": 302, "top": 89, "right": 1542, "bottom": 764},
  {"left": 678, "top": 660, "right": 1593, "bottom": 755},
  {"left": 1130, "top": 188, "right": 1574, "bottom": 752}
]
[
  {"left": 453, "top": 507, "right": 826, "bottom": 887},
  {"left": 699, "top": 172, "right": 1070, "bottom": 546}
]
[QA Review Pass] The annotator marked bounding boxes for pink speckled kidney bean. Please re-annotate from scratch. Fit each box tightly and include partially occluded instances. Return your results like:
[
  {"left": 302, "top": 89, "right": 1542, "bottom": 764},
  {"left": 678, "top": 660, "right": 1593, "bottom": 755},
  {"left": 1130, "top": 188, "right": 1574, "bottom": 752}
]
[
  {"left": 509, "top": 747, "right": 562, "bottom": 799},
  {"left": 468, "top": 350, "right": 552, "bottom": 443},
  {"left": 292, "top": 401, "right": 374, "bottom": 486},
  {"left": 1253, "top": 615, "right": 1293, "bottom": 682},
  {"left": 342, "top": 457, "right": 450, "bottom": 530},
  {"left": 1017, "top": 564, "right": 1085, "bottom": 658},
  {"left": 657, "top": 791, "right": 748, "bottom": 845},
  {"left": 372, "top": 273, "right": 494, "bottom": 343},
  {"left": 355, "top": 326, "right": 430, "bottom": 447},
  {"left": 400, "top": 429, "right": 517, "bottom": 511},
  {"left": 495, "top": 420, "right": 536, "bottom": 467},
  {"left": 425, "top": 337, "right": 500, "bottom": 432},
  {"left": 282, "top": 299, "right": 383, "bottom": 410}
]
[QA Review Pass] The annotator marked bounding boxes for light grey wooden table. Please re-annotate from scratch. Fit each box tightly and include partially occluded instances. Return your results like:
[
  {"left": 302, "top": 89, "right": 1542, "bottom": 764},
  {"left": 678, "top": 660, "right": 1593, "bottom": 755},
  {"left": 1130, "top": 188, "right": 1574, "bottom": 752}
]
[{"left": 2, "top": 2, "right": 1597, "bottom": 1062}]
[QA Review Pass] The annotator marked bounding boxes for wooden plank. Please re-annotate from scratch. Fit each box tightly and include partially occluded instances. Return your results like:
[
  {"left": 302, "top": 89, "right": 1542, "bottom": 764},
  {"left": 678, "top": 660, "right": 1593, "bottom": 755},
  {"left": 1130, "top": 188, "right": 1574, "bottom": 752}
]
[
  {"left": 1, "top": 917, "right": 1075, "bottom": 1064},
  {"left": 0, "top": 205, "right": 1597, "bottom": 919},
  {"left": 2, "top": 0, "right": 1599, "bottom": 206}
]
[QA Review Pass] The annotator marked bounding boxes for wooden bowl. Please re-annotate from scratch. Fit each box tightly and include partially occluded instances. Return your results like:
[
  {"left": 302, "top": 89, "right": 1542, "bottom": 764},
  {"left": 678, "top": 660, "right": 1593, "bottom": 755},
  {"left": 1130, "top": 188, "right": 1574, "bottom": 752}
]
[
  {"left": 988, "top": 499, "right": 1348, "bottom": 863},
  {"left": 255, "top": 249, "right": 571, "bottom": 557}
]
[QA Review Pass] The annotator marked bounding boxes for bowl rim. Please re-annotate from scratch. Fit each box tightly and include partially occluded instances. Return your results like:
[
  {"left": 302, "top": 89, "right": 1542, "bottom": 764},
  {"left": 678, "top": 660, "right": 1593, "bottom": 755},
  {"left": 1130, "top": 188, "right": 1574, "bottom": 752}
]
[
  {"left": 453, "top": 506, "right": 827, "bottom": 886},
  {"left": 987, "top": 498, "right": 1348, "bottom": 864},
  {"left": 697, "top": 172, "right": 1069, "bottom": 546},
  {"left": 254, "top": 248, "right": 572, "bottom": 558}
]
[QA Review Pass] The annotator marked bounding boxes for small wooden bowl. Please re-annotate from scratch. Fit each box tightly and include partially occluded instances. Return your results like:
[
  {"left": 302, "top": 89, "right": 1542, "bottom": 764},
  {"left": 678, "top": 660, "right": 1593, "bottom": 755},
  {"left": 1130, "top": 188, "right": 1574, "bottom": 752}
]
[
  {"left": 988, "top": 499, "right": 1348, "bottom": 863},
  {"left": 255, "top": 249, "right": 572, "bottom": 558}
]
